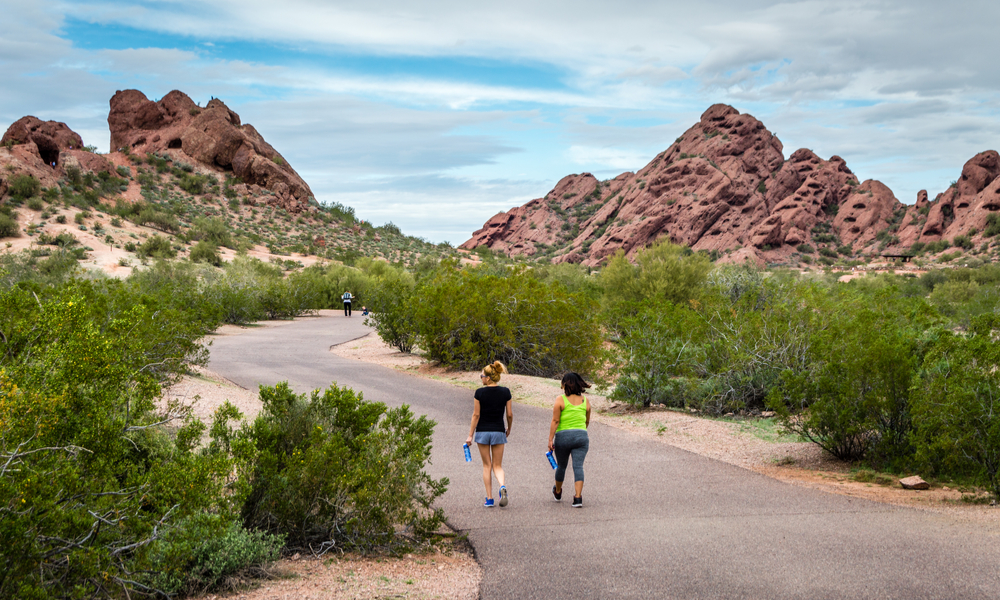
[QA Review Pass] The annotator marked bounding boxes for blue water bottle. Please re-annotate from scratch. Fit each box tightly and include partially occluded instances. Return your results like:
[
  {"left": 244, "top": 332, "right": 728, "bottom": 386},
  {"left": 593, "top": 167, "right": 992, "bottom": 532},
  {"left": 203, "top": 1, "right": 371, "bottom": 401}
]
[
  {"left": 545, "top": 450, "right": 558, "bottom": 470},
  {"left": 463, "top": 443, "right": 472, "bottom": 463}
]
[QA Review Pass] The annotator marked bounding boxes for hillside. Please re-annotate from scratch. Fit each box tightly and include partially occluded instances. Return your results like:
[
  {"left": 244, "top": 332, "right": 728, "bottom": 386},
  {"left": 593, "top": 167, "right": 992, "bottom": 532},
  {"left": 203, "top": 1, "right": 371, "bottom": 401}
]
[
  {"left": 0, "top": 90, "right": 454, "bottom": 274},
  {"left": 462, "top": 105, "right": 1000, "bottom": 267}
]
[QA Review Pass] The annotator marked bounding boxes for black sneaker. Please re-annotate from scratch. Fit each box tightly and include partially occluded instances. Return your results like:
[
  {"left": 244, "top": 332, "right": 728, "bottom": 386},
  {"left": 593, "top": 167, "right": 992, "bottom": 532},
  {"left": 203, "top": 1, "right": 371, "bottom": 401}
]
[
  {"left": 499, "top": 486, "right": 508, "bottom": 507},
  {"left": 572, "top": 496, "right": 583, "bottom": 508},
  {"left": 552, "top": 485, "right": 562, "bottom": 502}
]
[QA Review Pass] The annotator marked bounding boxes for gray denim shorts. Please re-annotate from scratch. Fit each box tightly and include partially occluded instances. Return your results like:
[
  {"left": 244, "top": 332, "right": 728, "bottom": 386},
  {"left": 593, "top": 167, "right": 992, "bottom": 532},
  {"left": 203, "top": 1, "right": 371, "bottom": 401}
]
[{"left": 474, "top": 431, "right": 508, "bottom": 445}]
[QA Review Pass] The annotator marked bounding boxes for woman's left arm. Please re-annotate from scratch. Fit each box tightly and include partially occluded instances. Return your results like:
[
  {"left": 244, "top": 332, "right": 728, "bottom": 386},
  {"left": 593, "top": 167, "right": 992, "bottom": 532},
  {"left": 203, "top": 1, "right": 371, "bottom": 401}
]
[
  {"left": 466, "top": 399, "right": 481, "bottom": 446},
  {"left": 505, "top": 399, "right": 513, "bottom": 437},
  {"left": 585, "top": 396, "right": 591, "bottom": 428}
]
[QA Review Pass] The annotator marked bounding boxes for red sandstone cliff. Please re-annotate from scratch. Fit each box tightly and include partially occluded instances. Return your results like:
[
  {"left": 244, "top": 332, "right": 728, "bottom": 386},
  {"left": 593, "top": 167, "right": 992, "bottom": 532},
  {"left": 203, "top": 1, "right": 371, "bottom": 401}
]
[{"left": 462, "top": 105, "right": 994, "bottom": 266}]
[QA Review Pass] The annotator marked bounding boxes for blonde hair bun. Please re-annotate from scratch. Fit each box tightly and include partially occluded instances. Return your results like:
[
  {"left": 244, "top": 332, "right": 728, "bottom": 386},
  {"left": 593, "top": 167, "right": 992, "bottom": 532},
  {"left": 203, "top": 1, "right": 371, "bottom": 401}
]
[{"left": 483, "top": 361, "right": 507, "bottom": 382}]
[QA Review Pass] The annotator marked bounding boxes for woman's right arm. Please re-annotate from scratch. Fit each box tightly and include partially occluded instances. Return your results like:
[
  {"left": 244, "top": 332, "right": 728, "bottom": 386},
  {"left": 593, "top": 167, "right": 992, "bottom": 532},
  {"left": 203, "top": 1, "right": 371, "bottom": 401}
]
[
  {"left": 547, "top": 397, "right": 563, "bottom": 452},
  {"left": 466, "top": 399, "right": 481, "bottom": 446}
]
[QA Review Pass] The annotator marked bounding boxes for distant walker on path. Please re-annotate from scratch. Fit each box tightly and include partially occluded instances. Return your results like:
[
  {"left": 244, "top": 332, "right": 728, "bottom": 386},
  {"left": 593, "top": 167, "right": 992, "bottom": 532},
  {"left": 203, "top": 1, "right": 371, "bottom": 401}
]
[
  {"left": 548, "top": 372, "right": 591, "bottom": 508},
  {"left": 466, "top": 361, "right": 513, "bottom": 508},
  {"left": 342, "top": 290, "right": 353, "bottom": 317}
]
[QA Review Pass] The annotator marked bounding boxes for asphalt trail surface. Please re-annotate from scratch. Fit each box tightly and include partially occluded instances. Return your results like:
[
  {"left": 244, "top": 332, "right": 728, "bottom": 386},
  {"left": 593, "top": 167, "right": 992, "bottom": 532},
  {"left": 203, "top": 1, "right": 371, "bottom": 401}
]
[{"left": 209, "top": 314, "right": 1000, "bottom": 599}]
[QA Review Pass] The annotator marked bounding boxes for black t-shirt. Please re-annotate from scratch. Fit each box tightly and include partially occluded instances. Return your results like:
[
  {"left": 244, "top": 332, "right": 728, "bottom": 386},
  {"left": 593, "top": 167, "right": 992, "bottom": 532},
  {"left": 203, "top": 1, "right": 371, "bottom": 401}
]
[{"left": 474, "top": 386, "right": 511, "bottom": 432}]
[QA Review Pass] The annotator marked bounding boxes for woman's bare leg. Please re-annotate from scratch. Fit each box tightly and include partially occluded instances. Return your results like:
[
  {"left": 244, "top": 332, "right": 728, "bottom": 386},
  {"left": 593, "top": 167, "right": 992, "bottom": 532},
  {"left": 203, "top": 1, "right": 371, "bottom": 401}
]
[
  {"left": 477, "top": 443, "right": 493, "bottom": 498},
  {"left": 491, "top": 443, "right": 506, "bottom": 488}
]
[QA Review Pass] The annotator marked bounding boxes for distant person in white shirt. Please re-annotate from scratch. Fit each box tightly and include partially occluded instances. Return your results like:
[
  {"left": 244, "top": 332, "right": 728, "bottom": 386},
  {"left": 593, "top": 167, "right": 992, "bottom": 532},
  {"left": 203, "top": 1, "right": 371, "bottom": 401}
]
[{"left": 342, "top": 290, "right": 353, "bottom": 317}]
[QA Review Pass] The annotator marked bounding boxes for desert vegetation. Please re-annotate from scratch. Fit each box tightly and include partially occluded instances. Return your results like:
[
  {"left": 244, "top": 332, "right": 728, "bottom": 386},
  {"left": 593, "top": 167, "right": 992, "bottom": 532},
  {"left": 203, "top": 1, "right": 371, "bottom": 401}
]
[{"left": 0, "top": 257, "right": 447, "bottom": 599}]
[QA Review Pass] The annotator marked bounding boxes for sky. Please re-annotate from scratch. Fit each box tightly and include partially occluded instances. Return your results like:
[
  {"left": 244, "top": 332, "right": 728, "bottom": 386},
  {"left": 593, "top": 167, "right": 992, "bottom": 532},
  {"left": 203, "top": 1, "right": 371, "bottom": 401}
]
[{"left": 3, "top": 1, "right": 1000, "bottom": 244}]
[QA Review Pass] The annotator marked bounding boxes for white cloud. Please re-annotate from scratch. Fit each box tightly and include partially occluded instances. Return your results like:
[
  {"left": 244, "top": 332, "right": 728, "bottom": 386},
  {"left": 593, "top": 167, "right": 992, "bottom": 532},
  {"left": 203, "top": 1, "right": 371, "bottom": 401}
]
[{"left": 567, "top": 145, "right": 648, "bottom": 171}]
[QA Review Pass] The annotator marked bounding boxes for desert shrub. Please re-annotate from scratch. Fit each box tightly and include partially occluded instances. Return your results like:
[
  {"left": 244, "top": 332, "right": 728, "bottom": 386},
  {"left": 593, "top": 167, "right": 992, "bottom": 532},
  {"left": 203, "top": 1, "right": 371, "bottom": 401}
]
[
  {"left": 0, "top": 212, "right": 18, "bottom": 238},
  {"left": 177, "top": 172, "right": 215, "bottom": 195},
  {"left": 137, "top": 206, "right": 181, "bottom": 233},
  {"left": 200, "top": 256, "right": 317, "bottom": 324},
  {"left": 912, "top": 315, "right": 1000, "bottom": 499},
  {"left": 0, "top": 249, "right": 80, "bottom": 287},
  {"left": 0, "top": 280, "right": 232, "bottom": 598},
  {"left": 146, "top": 515, "right": 283, "bottom": 596},
  {"left": 796, "top": 243, "right": 815, "bottom": 254},
  {"left": 924, "top": 239, "right": 951, "bottom": 254},
  {"left": 599, "top": 239, "right": 712, "bottom": 332},
  {"left": 953, "top": 234, "right": 974, "bottom": 250},
  {"left": 364, "top": 276, "right": 418, "bottom": 352},
  {"left": 529, "top": 262, "right": 601, "bottom": 300},
  {"left": 819, "top": 246, "right": 838, "bottom": 258},
  {"left": 237, "top": 382, "right": 447, "bottom": 551},
  {"left": 26, "top": 197, "right": 44, "bottom": 211},
  {"left": 138, "top": 234, "right": 177, "bottom": 259},
  {"left": 606, "top": 266, "right": 815, "bottom": 412},
  {"left": 768, "top": 289, "right": 935, "bottom": 464},
  {"left": 985, "top": 213, "right": 1000, "bottom": 238},
  {"left": 190, "top": 240, "right": 223, "bottom": 266},
  {"left": 9, "top": 174, "right": 41, "bottom": 200},
  {"left": 414, "top": 262, "right": 600, "bottom": 376},
  {"left": 190, "top": 216, "right": 233, "bottom": 248}
]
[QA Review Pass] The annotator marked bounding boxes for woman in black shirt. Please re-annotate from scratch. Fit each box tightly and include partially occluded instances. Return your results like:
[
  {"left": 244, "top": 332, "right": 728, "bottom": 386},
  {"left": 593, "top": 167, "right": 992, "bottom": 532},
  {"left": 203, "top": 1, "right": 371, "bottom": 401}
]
[{"left": 465, "top": 361, "right": 513, "bottom": 507}]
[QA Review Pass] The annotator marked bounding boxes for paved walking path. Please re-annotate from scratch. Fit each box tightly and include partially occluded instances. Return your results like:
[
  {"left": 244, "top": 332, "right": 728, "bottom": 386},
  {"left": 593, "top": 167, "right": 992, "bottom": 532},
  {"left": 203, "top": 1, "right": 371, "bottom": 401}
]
[{"left": 209, "top": 314, "right": 1000, "bottom": 599}]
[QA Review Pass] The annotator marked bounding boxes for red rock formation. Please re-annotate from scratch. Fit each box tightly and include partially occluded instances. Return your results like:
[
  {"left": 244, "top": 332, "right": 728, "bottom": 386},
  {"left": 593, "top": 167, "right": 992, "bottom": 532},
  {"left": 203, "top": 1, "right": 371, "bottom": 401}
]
[
  {"left": 1, "top": 117, "right": 113, "bottom": 196},
  {"left": 108, "top": 90, "right": 314, "bottom": 212},
  {"left": 894, "top": 151, "right": 1000, "bottom": 249},
  {"left": 463, "top": 104, "right": 898, "bottom": 266}
]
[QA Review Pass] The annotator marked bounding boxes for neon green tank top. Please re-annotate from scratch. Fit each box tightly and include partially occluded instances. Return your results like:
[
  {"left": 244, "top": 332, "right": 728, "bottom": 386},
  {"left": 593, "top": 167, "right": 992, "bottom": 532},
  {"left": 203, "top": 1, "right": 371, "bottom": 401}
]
[{"left": 555, "top": 395, "right": 588, "bottom": 432}]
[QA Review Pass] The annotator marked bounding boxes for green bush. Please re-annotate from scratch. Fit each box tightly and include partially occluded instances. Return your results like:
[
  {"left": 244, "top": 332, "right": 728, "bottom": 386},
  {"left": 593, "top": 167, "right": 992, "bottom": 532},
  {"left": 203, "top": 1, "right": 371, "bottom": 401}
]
[
  {"left": 599, "top": 239, "right": 712, "bottom": 331},
  {"left": 415, "top": 262, "right": 601, "bottom": 376},
  {"left": 9, "top": 174, "right": 41, "bottom": 199},
  {"left": 26, "top": 197, "right": 44, "bottom": 211},
  {"left": 147, "top": 516, "right": 283, "bottom": 595},
  {"left": 138, "top": 234, "right": 177, "bottom": 258},
  {"left": 237, "top": 382, "right": 447, "bottom": 551},
  {"left": 0, "top": 213, "right": 18, "bottom": 238},
  {"left": 953, "top": 234, "right": 974, "bottom": 250},
  {"left": 190, "top": 216, "right": 233, "bottom": 248},
  {"left": 190, "top": 240, "right": 223, "bottom": 266},
  {"left": 768, "top": 289, "right": 934, "bottom": 464},
  {"left": 796, "top": 243, "right": 815, "bottom": 254},
  {"left": 0, "top": 280, "right": 230, "bottom": 598},
  {"left": 985, "top": 213, "right": 1000, "bottom": 237},
  {"left": 137, "top": 206, "right": 181, "bottom": 233},
  {"left": 606, "top": 266, "right": 815, "bottom": 412},
  {"left": 365, "top": 276, "right": 418, "bottom": 352},
  {"left": 913, "top": 315, "right": 1000, "bottom": 498}
]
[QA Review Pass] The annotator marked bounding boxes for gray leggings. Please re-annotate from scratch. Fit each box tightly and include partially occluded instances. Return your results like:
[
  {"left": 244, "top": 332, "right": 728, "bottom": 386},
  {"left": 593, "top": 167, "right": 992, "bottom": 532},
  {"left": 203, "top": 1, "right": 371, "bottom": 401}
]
[{"left": 554, "top": 429, "right": 589, "bottom": 483}]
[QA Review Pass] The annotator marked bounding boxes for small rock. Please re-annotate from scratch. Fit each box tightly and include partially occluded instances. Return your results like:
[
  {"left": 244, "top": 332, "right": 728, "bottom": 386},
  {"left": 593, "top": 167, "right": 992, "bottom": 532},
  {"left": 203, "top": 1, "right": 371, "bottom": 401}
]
[
  {"left": 689, "top": 408, "right": 699, "bottom": 414},
  {"left": 943, "top": 486, "right": 950, "bottom": 491},
  {"left": 760, "top": 411, "right": 776, "bottom": 418},
  {"left": 899, "top": 476, "right": 930, "bottom": 490},
  {"left": 724, "top": 412, "right": 734, "bottom": 417},
  {"left": 291, "top": 552, "right": 301, "bottom": 561}
]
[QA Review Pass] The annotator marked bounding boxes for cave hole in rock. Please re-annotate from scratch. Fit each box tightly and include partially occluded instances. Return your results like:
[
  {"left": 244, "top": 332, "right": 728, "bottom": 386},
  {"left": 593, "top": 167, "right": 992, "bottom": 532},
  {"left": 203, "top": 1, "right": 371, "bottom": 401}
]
[
  {"left": 35, "top": 140, "right": 60, "bottom": 166},
  {"left": 168, "top": 138, "right": 182, "bottom": 149}
]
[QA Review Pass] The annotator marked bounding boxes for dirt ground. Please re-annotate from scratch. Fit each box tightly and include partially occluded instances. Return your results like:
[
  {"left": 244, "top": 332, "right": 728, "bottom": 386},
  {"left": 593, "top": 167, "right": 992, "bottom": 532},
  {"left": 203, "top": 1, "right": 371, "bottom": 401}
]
[{"left": 163, "top": 325, "right": 999, "bottom": 599}]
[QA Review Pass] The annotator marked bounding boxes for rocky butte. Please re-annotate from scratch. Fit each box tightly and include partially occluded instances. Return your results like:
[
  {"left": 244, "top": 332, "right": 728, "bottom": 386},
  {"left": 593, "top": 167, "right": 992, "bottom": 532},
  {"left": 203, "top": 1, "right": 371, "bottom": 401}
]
[
  {"left": 462, "top": 104, "right": 1000, "bottom": 266},
  {"left": 1, "top": 90, "right": 314, "bottom": 214}
]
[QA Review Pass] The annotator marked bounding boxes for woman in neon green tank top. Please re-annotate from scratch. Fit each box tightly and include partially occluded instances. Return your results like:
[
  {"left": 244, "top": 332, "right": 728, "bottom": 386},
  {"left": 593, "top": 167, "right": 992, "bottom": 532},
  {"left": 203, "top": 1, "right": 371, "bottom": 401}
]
[{"left": 547, "top": 372, "right": 591, "bottom": 508}]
